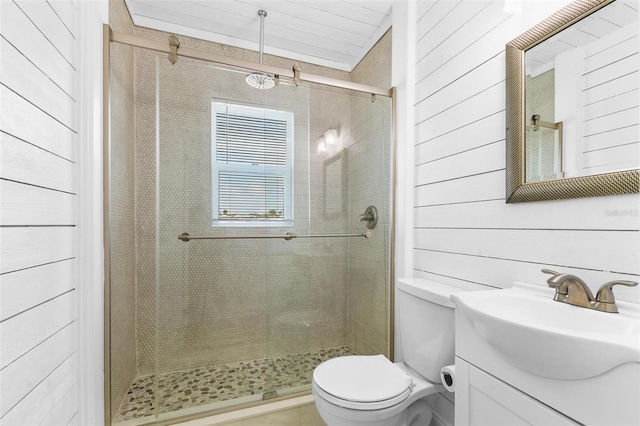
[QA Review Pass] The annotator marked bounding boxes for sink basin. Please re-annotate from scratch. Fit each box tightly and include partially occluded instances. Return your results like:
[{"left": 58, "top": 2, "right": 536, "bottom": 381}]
[{"left": 451, "top": 283, "right": 640, "bottom": 380}]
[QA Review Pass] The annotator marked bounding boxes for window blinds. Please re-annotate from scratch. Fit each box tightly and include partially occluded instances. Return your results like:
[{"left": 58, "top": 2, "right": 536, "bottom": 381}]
[
  {"left": 213, "top": 102, "right": 292, "bottom": 222},
  {"left": 215, "top": 113, "right": 287, "bottom": 166}
]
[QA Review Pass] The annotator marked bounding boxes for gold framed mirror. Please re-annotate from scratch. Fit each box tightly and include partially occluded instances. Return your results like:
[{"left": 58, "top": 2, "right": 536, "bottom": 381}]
[{"left": 506, "top": 0, "right": 639, "bottom": 203}]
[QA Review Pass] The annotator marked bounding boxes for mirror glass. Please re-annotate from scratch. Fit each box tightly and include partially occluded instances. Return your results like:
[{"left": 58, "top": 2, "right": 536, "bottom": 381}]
[{"left": 524, "top": 0, "right": 639, "bottom": 183}]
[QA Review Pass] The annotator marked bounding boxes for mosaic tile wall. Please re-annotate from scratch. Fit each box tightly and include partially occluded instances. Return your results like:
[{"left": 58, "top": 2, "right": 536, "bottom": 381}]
[
  {"left": 109, "top": 0, "right": 137, "bottom": 418},
  {"left": 108, "top": 2, "right": 393, "bottom": 416},
  {"left": 133, "top": 37, "right": 359, "bottom": 375},
  {"left": 347, "top": 31, "right": 393, "bottom": 356}
]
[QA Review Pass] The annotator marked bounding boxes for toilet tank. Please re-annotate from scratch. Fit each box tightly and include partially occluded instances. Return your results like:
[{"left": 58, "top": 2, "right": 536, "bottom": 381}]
[{"left": 397, "top": 278, "right": 469, "bottom": 383}]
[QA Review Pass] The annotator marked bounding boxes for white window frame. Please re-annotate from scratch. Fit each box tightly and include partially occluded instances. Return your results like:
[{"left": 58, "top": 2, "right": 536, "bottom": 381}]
[{"left": 211, "top": 100, "right": 294, "bottom": 227}]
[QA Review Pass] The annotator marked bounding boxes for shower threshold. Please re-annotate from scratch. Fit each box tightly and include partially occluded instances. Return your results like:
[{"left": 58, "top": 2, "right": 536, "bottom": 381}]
[{"left": 113, "top": 346, "right": 354, "bottom": 423}]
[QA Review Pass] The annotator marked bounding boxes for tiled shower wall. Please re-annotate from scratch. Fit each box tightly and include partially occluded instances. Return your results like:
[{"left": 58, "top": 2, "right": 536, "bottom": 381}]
[
  {"left": 130, "top": 17, "right": 393, "bottom": 376},
  {"left": 347, "top": 31, "right": 392, "bottom": 356},
  {"left": 108, "top": 0, "right": 392, "bottom": 395},
  {"left": 109, "top": 0, "right": 137, "bottom": 418},
  {"left": 137, "top": 57, "right": 355, "bottom": 375}
]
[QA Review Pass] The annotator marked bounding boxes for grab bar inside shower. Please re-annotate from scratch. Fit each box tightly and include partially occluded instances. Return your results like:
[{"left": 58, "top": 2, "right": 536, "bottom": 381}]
[{"left": 178, "top": 231, "right": 371, "bottom": 242}]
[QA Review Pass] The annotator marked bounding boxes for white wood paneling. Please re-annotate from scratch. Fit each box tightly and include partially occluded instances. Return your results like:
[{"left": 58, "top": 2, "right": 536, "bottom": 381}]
[
  {"left": 579, "top": 21, "right": 639, "bottom": 175},
  {"left": 0, "top": 86, "right": 76, "bottom": 161},
  {"left": 13, "top": 0, "right": 77, "bottom": 68},
  {"left": 0, "top": 291, "right": 76, "bottom": 369},
  {"left": 0, "top": 0, "right": 76, "bottom": 99},
  {"left": 415, "top": 170, "right": 505, "bottom": 206},
  {"left": 414, "top": 228, "right": 636, "bottom": 273},
  {"left": 415, "top": 8, "right": 518, "bottom": 102},
  {"left": 0, "top": 260, "right": 76, "bottom": 321},
  {"left": 47, "top": 0, "right": 78, "bottom": 37},
  {"left": 0, "top": 0, "right": 78, "bottom": 423},
  {"left": 414, "top": 50, "right": 505, "bottom": 125},
  {"left": 0, "top": 227, "right": 75, "bottom": 274},
  {"left": 412, "top": 0, "right": 640, "bottom": 313},
  {"left": 415, "top": 1, "right": 492, "bottom": 66},
  {"left": 413, "top": 249, "right": 638, "bottom": 299},
  {"left": 415, "top": 0, "right": 459, "bottom": 47},
  {"left": 0, "top": 37, "right": 77, "bottom": 131},
  {"left": 0, "top": 133, "right": 76, "bottom": 194},
  {"left": 415, "top": 141, "right": 504, "bottom": 185},
  {"left": 0, "top": 354, "right": 77, "bottom": 426},
  {"left": 0, "top": 323, "right": 76, "bottom": 417},
  {"left": 414, "top": 198, "right": 639, "bottom": 230},
  {"left": 419, "top": 1, "right": 510, "bottom": 79},
  {"left": 40, "top": 384, "right": 77, "bottom": 426},
  {"left": 415, "top": 81, "right": 505, "bottom": 145},
  {"left": 415, "top": 110, "right": 505, "bottom": 165},
  {"left": 582, "top": 144, "right": 638, "bottom": 173},
  {"left": 583, "top": 89, "right": 638, "bottom": 121},
  {"left": 0, "top": 180, "right": 76, "bottom": 226}
]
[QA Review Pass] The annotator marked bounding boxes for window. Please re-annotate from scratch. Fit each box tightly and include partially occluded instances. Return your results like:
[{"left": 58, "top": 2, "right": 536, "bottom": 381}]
[{"left": 211, "top": 101, "right": 294, "bottom": 226}]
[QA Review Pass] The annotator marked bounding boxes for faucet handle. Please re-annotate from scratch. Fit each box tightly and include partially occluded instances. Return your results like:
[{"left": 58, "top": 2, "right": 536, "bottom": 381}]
[
  {"left": 596, "top": 280, "right": 638, "bottom": 303},
  {"left": 541, "top": 269, "right": 562, "bottom": 287},
  {"left": 541, "top": 269, "right": 569, "bottom": 302},
  {"left": 595, "top": 280, "right": 638, "bottom": 313}
]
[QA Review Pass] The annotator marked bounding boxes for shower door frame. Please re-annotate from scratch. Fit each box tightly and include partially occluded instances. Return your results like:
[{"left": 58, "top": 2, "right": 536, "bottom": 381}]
[{"left": 103, "top": 23, "right": 397, "bottom": 426}]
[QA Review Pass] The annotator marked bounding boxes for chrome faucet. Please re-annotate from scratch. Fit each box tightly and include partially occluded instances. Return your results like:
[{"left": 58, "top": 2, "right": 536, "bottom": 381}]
[{"left": 542, "top": 269, "right": 638, "bottom": 313}]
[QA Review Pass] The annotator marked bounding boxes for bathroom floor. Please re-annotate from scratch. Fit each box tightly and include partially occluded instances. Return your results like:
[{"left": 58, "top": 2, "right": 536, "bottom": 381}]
[{"left": 114, "top": 346, "right": 354, "bottom": 422}]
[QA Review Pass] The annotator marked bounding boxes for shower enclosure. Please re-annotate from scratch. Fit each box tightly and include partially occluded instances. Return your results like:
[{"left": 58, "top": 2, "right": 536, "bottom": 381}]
[{"left": 106, "top": 26, "right": 394, "bottom": 425}]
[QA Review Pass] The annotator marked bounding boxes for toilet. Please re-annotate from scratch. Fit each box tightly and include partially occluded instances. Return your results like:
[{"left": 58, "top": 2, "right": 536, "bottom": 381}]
[{"left": 312, "top": 278, "right": 467, "bottom": 426}]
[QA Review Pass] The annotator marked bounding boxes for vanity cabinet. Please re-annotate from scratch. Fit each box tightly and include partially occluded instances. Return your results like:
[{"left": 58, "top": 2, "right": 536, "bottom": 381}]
[
  {"left": 451, "top": 283, "right": 640, "bottom": 426},
  {"left": 455, "top": 358, "right": 577, "bottom": 425}
]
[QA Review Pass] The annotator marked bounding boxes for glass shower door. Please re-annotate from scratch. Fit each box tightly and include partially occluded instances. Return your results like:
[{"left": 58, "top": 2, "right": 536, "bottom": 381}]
[{"left": 153, "top": 57, "right": 317, "bottom": 420}]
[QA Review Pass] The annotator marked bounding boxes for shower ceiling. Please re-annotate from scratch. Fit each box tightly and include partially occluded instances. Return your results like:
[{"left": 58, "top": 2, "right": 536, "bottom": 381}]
[{"left": 123, "top": 0, "right": 393, "bottom": 71}]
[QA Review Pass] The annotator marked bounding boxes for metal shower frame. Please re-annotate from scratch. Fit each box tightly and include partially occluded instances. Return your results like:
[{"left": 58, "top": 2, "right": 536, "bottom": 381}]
[{"left": 103, "top": 23, "right": 397, "bottom": 426}]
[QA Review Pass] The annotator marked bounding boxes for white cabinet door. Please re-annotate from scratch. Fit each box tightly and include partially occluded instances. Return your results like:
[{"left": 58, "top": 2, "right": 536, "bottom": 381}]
[{"left": 455, "top": 358, "right": 578, "bottom": 426}]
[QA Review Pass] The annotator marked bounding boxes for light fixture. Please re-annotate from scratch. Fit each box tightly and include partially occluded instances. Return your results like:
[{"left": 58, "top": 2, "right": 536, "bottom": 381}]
[
  {"left": 316, "top": 128, "right": 338, "bottom": 154},
  {"left": 317, "top": 136, "right": 327, "bottom": 153},
  {"left": 324, "top": 129, "right": 338, "bottom": 146}
]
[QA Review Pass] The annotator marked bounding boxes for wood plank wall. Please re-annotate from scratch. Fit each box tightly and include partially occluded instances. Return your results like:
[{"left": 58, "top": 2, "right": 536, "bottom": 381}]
[
  {"left": 0, "top": 0, "right": 79, "bottom": 424},
  {"left": 580, "top": 22, "right": 639, "bottom": 175},
  {"left": 412, "top": 0, "right": 639, "bottom": 304}
]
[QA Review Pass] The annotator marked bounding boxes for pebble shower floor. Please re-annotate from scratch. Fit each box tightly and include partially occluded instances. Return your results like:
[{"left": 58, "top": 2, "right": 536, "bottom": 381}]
[{"left": 114, "top": 346, "right": 354, "bottom": 422}]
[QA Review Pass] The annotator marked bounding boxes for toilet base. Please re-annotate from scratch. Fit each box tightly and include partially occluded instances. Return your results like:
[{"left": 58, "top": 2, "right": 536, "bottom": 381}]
[
  {"left": 313, "top": 389, "right": 434, "bottom": 426},
  {"left": 313, "top": 386, "right": 405, "bottom": 426}
]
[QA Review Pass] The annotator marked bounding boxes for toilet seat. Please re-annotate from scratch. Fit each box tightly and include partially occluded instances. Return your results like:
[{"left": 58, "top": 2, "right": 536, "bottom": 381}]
[{"left": 313, "top": 355, "right": 414, "bottom": 410}]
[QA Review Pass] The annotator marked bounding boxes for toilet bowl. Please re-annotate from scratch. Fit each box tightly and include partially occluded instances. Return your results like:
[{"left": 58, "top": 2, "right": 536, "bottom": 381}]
[
  {"left": 312, "top": 355, "right": 442, "bottom": 426},
  {"left": 312, "top": 278, "right": 469, "bottom": 426}
]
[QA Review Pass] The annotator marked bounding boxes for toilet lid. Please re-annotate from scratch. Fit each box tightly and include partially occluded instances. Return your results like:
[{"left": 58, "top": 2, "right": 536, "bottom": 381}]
[{"left": 313, "top": 355, "right": 413, "bottom": 404}]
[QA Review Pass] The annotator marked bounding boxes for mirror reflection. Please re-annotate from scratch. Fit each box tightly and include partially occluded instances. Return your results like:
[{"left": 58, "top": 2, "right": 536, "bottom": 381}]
[{"left": 524, "top": 0, "right": 639, "bottom": 183}]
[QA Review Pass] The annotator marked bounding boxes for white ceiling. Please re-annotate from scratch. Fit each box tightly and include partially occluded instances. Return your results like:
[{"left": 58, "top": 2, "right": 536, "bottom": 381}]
[
  {"left": 124, "top": 0, "right": 393, "bottom": 72},
  {"left": 526, "top": 0, "right": 638, "bottom": 76}
]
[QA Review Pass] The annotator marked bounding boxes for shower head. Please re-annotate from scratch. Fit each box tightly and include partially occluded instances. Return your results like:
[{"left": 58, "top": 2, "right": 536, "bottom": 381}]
[
  {"left": 246, "top": 73, "right": 275, "bottom": 89},
  {"left": 246, "top": 9, "right": 275, "bottom": 90}
]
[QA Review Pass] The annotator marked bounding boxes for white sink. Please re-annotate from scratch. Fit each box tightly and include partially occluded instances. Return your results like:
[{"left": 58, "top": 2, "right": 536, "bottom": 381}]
[{"left": 451, "top": 283, "right": 640, "bottom": 380}]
